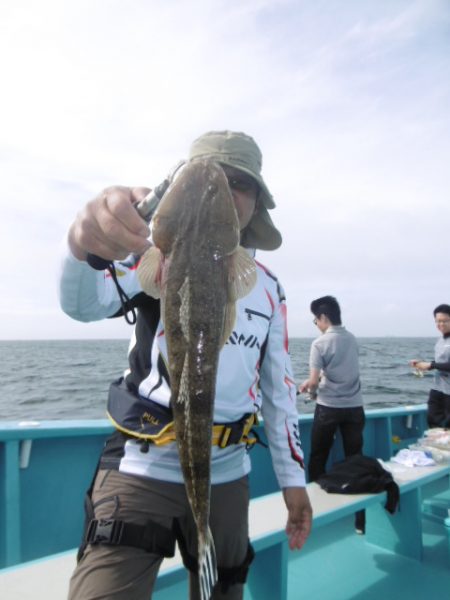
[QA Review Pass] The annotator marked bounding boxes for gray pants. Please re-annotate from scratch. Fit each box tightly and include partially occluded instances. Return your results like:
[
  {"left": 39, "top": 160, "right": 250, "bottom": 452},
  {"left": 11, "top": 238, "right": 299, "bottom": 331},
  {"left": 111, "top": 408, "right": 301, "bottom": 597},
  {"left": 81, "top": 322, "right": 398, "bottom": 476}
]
[{"left": 68, "top": 470, "right": 250, "bottom": 600}]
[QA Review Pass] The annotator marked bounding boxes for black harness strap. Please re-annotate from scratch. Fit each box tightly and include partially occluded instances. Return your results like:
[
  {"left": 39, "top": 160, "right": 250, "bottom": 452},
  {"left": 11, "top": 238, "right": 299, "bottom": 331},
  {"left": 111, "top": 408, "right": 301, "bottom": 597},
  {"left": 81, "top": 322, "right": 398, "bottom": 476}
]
[
  {"left": 84, "top": 517, "right": 176, "bottom": 557},
  {"left": 76, "top": 462, "right": 100, "bottom": 562},
  {"left": 77, "top": 461, "right": 176, "bottom": 561},
  {"left": 217, "top": 543, "right": 255, "bottom": 591}
]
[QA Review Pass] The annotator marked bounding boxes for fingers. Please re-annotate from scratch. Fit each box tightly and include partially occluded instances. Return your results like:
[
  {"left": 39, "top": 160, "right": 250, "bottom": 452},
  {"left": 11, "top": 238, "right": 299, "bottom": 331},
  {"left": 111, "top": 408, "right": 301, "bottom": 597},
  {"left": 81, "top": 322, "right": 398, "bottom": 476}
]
[
  {"left": 415, "top": 361, "right": 430, "bottom": 371},
  {"left": 103, "top": 186, "right": 150, "bottom": 238},
  {"left": 289, "top": 522, "right": 311, "bottom": 550},
  {"left": 410, "top": 360, "right": 428, "bottom": 371},
  {"left": 283, "top": 487, "right": 313, "bottom": 551},
  {"left": 299, "top": 380, "right": 308, "bottom": 393},
  {"left": 68, "top": 186, "right": 151, "bottom": 262},
  {"left": 130, "top": 186, "right": 152, "bottom": 206},
  {"left": 286, "top": 510, "right": 312, "bottom": 550}
]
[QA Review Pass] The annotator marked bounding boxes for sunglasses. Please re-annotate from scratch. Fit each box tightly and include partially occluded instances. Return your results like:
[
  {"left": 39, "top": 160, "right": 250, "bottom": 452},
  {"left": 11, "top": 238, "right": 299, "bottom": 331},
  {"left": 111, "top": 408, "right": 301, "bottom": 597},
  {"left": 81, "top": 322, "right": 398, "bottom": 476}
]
[{"left": 226, "top": 174, "right": 257, "bottom": 193}]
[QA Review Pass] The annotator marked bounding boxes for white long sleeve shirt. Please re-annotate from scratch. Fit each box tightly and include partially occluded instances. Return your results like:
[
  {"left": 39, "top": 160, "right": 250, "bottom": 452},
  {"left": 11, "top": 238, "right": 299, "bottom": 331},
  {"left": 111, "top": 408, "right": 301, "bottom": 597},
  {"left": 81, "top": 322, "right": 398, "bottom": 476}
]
[{"left": 59, "top": 246, "right": 306, "bottom": 488}]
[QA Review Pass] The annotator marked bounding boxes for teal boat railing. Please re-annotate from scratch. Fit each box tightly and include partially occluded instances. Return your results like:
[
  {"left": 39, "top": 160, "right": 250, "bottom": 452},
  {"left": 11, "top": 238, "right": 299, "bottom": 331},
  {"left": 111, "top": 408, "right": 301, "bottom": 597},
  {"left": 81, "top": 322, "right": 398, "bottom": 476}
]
[{"left": 0, "top": 404, "right": 428, "bottom": 568}]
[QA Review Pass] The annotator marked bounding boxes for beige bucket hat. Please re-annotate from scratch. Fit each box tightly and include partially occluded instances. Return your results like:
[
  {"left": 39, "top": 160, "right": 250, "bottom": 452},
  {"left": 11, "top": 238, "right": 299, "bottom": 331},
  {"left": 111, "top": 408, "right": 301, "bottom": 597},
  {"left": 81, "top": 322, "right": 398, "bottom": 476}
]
[{"left": 189, "top": 130, "right": 282, "bottom": 251}]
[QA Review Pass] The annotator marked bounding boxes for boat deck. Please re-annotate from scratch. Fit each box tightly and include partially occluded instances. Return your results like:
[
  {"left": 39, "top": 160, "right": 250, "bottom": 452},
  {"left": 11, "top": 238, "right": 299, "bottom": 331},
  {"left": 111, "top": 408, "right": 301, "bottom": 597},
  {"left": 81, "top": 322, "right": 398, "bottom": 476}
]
[
  {"left": 1, "top": 514, "right": 448, "bottom": 600},
  {"left": 1, "top": 408, "right": 448, "bottom": 599},
  {"left": 288, "top": 515, "right": 449, "bottom": 600}
]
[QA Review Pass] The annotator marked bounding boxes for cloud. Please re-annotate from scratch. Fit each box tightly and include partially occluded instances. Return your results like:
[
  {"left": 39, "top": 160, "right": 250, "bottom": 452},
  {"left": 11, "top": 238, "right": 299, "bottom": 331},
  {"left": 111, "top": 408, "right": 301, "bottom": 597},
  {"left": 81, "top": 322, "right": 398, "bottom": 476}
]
[{"left": 0, "top": 0, "right": 449, "bottom": 338}]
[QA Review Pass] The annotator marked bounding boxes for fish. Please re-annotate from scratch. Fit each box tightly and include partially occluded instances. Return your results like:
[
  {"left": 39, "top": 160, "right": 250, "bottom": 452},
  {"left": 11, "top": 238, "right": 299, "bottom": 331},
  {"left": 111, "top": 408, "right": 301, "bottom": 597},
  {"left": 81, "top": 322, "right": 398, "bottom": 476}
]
[{"left": 137, "top": 159, "right": 257, "bottom": 600}]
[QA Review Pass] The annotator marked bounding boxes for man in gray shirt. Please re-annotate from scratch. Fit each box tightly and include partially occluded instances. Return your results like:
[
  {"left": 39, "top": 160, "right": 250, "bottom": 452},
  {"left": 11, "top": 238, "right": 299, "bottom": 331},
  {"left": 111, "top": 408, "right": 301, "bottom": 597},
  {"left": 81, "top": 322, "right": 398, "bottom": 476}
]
[
  {"left": 299, "top": 296, "right": 365, "bottom": 483},
  {"left": 409, "top": 303, "right": 450, "bottom": 428}
]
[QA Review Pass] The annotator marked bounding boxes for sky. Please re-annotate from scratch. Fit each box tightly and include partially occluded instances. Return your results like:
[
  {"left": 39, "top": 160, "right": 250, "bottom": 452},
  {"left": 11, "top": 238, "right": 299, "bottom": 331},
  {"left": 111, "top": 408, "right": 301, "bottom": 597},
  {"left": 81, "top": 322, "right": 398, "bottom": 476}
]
[{"left": 0, "top": 0, "right": 449, "bottom": 340}]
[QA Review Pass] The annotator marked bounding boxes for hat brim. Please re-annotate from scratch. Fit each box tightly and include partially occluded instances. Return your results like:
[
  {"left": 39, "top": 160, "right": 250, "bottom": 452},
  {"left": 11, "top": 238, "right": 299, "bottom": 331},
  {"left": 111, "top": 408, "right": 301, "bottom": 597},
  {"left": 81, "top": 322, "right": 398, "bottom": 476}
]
[
  {"left": 241, "top": 204, "right": 282, "bottom": 251},
  {"left": 215, "top": 158, "right": 281, "bottom": 250}
]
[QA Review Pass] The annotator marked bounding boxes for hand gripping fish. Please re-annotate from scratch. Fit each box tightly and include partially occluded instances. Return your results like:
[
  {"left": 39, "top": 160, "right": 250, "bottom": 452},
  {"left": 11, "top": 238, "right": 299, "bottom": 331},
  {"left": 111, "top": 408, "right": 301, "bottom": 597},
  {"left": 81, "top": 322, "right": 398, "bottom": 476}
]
[{"left": 137, "top": 159, "right": 257, "bottom": 600}]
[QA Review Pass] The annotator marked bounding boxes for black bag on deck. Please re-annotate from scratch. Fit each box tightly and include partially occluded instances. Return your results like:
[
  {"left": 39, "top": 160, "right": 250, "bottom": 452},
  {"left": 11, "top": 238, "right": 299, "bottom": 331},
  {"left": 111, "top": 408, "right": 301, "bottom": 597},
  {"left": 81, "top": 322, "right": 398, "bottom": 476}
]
[{"left": 317, "top": 455, "right": 400, "bottom": 514}]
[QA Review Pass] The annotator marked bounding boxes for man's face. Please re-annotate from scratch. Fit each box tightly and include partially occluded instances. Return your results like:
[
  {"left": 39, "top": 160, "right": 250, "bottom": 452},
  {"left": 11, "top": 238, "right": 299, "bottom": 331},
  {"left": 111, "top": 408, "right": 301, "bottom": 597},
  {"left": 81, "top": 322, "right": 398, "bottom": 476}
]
[
  {"left": 313, "top": 314, "right": 329, "bottom": 333},
  {"left": 434, "top": 312, "right": 450, "bottom": 336},
  {"left": 221, "top": 166, "right": 258, "bottom": 230}
]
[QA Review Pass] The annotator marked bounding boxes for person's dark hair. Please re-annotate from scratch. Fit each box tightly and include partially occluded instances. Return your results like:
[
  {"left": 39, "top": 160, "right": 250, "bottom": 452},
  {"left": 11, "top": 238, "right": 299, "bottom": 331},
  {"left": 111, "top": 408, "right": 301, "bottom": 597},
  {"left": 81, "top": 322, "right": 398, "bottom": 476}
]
[
  {"left": 433, "top": 304, "right": 450, "bottom": 317},
  {"left": 310, "top": 295, "right": 342, "bottom": 325}
]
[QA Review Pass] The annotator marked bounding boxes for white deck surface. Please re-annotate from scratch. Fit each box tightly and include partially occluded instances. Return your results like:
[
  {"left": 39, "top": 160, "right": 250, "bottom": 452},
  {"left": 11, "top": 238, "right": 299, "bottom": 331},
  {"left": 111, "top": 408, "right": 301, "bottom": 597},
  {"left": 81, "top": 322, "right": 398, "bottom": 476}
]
[
  {"left": 0, "top": 548, "right": 183, "bottom": 599},
  {"left": 0, "top": 485, "right": 376, "bottom": 599},
  {"left": 1, "top": 550, "right": 74, "bottom": 599}
]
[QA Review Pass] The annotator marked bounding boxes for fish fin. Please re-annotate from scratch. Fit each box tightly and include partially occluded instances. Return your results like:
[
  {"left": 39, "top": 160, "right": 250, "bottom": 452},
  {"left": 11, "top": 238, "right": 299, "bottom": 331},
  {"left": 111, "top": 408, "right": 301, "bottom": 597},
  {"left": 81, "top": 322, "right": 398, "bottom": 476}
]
[
  {"left": 228, "top": 246, "right": 257, "bottom": 301},
  {"left": 198, "top": 527, "right": 218, "bottom": 600},
  {"left": 221, "top": 302, "right": 236, "bottom": 347},
  {"left": 137, "top": 246, "right": 163, "bottom": 298}
]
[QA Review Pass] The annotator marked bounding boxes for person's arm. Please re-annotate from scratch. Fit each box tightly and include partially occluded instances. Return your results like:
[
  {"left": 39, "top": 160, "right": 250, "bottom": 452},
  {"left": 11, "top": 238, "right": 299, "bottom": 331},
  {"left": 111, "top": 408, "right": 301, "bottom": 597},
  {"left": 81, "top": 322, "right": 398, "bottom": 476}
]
[
  {"left": 299, "top": 340, "right": 323, "bottom": 395},
  {"left": 409, "top": 359, "right": 450, "bottom": 372},
  {"left": 259, "top": 282, "right": 312, "bottom": 550},
  {"left": 299, "top": 367, "right": 320, "bottom": 395},
  {"left": 58, "top": 186, "right": 152, "bottom": 322},
  {"left": 431, "top": 360, "right": 450, "bottom": 372}
]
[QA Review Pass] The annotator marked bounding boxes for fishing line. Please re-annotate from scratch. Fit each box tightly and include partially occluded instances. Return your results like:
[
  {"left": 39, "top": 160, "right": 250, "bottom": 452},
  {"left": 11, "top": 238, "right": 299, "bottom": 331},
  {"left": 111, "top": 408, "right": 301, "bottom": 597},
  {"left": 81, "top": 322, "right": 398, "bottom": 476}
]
[
  {"left": 106, "top": 263, "right": 137, "bottom": 325},
  {"left": 359, "top": 344, "right": 390, "bottom": 356},
  {"left": 360, "top": 344, "right": 427, "bottom": 378}
]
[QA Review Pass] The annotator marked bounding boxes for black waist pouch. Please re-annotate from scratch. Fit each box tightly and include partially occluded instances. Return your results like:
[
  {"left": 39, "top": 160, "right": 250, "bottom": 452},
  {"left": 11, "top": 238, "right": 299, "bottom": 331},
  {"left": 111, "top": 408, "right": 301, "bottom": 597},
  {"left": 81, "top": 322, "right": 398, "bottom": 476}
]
[{"left": 107, "top": 377, "right": 174, "bottom": 440}]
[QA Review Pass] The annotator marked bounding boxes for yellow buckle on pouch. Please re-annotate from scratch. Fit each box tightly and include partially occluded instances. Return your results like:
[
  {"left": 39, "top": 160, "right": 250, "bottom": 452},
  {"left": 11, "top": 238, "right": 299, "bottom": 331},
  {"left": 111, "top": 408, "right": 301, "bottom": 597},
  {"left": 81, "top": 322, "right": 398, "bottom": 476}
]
[
  {"left": 216, "top": 426, "right": 233, "bottom": 449},
  {"left": 213, "top": 413, "right": 258, "bottom": 448},
  {"left": 241, "top": 413, "right": 259, "bottom": 447},
  {"left": 151, "top": 426, "right": 177, "bottom": 446}
]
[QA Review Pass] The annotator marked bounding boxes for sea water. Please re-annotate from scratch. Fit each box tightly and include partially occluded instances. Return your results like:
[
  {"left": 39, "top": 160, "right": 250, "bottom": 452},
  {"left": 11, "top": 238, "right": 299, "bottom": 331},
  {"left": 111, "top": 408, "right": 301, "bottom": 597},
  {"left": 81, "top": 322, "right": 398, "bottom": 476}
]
[{"left": 0, "top": 338, "right": 435, "bottom": 421}]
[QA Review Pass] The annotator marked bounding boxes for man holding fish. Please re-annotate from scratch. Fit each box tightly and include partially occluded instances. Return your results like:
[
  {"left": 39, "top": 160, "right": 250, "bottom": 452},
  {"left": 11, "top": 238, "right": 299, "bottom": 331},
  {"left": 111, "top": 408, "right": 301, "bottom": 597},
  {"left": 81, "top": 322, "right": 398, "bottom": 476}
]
[{"left": 59, "top": 130, "right": 312, "bottom": 600}]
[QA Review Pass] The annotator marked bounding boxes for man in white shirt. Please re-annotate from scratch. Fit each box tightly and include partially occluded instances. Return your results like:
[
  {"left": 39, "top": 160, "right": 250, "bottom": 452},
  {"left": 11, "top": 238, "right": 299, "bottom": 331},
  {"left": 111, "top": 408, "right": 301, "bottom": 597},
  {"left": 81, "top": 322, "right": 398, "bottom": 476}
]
[{"left": 59, "top": 130, "right": 312, "bottom": 600}]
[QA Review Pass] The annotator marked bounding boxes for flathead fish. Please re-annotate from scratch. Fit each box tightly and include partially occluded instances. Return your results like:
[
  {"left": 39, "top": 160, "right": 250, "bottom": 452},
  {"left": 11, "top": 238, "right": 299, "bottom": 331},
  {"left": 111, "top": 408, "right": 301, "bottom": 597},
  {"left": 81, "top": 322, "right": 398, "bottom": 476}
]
[{"left": 137, "top": 159, "right": 256, "bottom": 599}]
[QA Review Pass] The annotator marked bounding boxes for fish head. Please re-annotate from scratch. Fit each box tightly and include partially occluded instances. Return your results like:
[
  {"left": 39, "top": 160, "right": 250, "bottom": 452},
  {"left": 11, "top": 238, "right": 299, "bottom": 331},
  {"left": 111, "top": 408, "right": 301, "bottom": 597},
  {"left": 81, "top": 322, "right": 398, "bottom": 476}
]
[
  {"left": 196, "top": 161, "right": 241, "bottom": 258},
  {"left": 151, "top": 159, "right": 240, "bottom": 259},
  {"left": 139, "top": 159, "right": 256, "bottom": 301}
]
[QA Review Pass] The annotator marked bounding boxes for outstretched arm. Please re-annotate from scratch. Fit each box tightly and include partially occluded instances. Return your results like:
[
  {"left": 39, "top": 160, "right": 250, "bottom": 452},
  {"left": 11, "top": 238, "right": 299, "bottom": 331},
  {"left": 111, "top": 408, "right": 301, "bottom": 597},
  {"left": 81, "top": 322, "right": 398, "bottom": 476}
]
[
  {"left": 59, "top": 186, "right": 152, "bottom": 322},
  {"left": 410, "top": 359, "right": 450, "bottom": 372}
]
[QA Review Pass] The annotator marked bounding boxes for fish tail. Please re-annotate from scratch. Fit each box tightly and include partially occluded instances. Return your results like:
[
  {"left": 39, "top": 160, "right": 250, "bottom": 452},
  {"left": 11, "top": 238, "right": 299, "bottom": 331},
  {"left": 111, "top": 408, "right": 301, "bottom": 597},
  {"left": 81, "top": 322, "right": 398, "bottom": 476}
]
[{"left": 198, "top": 527, "right": 217, "bottom": 600}]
